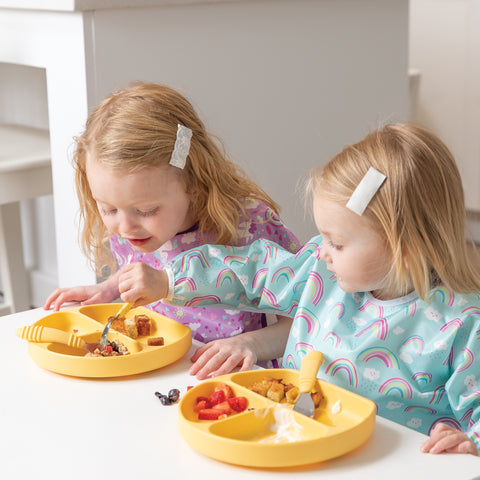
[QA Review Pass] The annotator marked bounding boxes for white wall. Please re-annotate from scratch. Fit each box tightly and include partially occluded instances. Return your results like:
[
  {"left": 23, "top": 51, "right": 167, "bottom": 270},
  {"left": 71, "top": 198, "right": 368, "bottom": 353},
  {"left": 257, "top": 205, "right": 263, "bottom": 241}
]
[{"left": 409, "top": 0, "right": 480, "bottom": 239}]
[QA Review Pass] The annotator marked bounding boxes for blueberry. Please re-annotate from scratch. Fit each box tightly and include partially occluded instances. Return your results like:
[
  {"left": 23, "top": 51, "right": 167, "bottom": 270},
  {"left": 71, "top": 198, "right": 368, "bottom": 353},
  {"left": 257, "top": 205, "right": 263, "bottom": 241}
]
[
  {"left": 160, "top": 396, "right": 171, "bottom": 405},
  {"left": 168, "top": 389, "right": 180, "bottom": 402},
  {"left": 154, "top": 391, "right": 164, "bottom": 398}
]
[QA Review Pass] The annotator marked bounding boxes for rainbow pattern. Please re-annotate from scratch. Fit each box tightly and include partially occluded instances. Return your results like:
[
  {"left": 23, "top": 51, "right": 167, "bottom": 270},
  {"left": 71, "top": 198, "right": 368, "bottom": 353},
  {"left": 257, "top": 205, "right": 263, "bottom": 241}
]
[
  {"left": 237, "top": 292, "right": 259, "bottom": 308},
  {"left": 443, "top": 348, "right": 454, "bottom": 368},
  {"left": 357, "top": 347, "right": 400, "bottom": 369},
  {"left": 412, "top": 371, "right": 432, "bottom": 385},
  {"left": 329, "top": 302, "right": 345, "bottom": 320},
  {"left": 284, "top": 353, "right": 297, "bottom": 369},
  {"left": 429, "top": 385, "right": 446, "bottom": 405},
  {"left": 355, "top": 318, "right": 388, "bottom": 340},
  {"left": 403, "top": 405, "right": 437, "bottom": 414},
  {"left": 174, "top": 277, "right": 197, "bottom": 291},
  {"left": 295, "top": 242, "right": 319, "bottom": 259},
  {"left": 296, "top": 306, "right": 321, "bottom": 337},
  {"left": 272, "top": 266, "right": 295, "bottom": 285},
  {"left": 406, "top": 301, "right": 417, "bottom": 317},
  {"left": 461, "top": 390, "right": 480, "bottom": 402},
  {"left": 293, "top": 279, "right": 307, "bottom": 295},
  {"left": 359, "top": 299, "right": 384, "bottom": 318},
  {"left": 402, "top": 335, "right": 424, "bottom": 356},
  {"left": 378, "top": 378, "right": 413, "bottom": 398},
  {"left": 223, "top": 255, "right": 250, "bottom": 267},
  {"left": 294, "top": 342, "right": 314, "bottom": 357},
  {"left": 305, "top": 271, "right": 324, "bottom": 305},
  {"left": 432, "top": 285, "right": 455, "bottom": 306},
  {"left": 428, "top": 417, "right": 462, "bottom": 434},
  {"left": 283, "top": 300, "right": 298, "bottom": 316},
  {"left": 460, "top": 408, "right": 473, "bottom": 424},
  {"left": 323, "top": 331, "right": 341, "bottom": 348},
  {"left": 215, "top": 268, "right": 237, "bottom": 288},
  {"left": 440, "top": 317, "right": 463, "bottom": 334},
  {"left": 461, "top": 305, "right": 480, "bottom": 317},
  {"left": 260, "top": 288, "right": 280, "bottom": 308},
  {"left": 456, "top": 347, "right": 474, "bottom": 373},
  {"left": 264, "top": 208, "right": 283, "bottom": 226},
  {"left": 325, "top": 358, "right": 358, "bottom": 388},
  {"left": 252, "top": 268, "right": 268, "bottom": 289},
  {"left": 180, "top": 249, "right": 210, "bottom": 272},
  {"left": 185, "top": 295, "right": 221, "bottom": 307},
  {"left": 263, "top": 242, "right": 278, "bottom": 264}
]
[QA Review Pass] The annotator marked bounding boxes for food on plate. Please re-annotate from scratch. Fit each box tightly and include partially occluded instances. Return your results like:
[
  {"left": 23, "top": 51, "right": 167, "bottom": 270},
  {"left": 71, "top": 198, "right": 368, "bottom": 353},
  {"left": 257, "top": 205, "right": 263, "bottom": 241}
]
[
  {"left": 248, "top": 376, "right": 323, "bottom": 408},
  {"left": 109, "top": 314, "right": 152, "bottom": 339},
  {"left": 147, "top": 337, "right": 165, "bottom": 346},
  {"left": 194, "top": 383, "right": 248, "bottom": 420},
  {"left": 84, "top": 339, "right": 130, "bottom": 357}
]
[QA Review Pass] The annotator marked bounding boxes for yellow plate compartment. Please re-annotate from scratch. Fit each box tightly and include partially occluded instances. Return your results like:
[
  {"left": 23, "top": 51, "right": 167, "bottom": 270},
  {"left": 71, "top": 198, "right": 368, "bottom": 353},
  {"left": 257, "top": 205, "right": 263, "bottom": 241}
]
[
  {"left": 178, "top": 369, "right": 376, "bottom": 467},
  {"left": 25, "top": 304, "right": 191, "bottom": 378}
]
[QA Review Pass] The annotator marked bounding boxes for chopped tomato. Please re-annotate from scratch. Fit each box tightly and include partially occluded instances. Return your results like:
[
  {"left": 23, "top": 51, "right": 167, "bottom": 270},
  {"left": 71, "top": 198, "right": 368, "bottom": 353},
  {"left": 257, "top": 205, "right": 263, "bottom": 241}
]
[{"left": 228, "top": 396, "right": 248, "bottom": 412}]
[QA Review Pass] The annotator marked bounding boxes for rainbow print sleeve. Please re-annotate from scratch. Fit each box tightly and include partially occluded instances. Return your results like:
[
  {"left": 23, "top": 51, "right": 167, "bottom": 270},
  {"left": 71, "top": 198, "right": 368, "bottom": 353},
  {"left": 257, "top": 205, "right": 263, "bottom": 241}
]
[
  {"left": 445, "top": 324, "right": 480, "bottom": 451},
  {"left": 163, "top": 236, "right": 324, "bottom": 315}
]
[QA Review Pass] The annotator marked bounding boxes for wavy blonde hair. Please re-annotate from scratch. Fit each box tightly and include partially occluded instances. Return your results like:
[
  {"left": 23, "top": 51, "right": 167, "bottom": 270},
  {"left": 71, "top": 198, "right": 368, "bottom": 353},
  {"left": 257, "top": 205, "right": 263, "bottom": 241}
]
[
  {"left": 74, "top": 82, "right": 279, "bottom": 274},
  {"left": 309, "top": 123, "right": 480, "bottom": 301}
]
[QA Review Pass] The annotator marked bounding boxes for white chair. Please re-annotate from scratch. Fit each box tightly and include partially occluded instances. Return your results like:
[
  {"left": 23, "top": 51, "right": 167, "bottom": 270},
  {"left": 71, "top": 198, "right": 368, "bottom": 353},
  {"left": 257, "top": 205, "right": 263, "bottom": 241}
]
[{"left": 0, "top": 124, "right": 52, "bottom": 315}]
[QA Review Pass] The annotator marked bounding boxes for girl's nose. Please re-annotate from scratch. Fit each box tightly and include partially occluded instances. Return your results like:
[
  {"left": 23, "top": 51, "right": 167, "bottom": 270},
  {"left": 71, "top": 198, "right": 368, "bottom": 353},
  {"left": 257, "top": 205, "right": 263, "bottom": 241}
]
[
  {"left": 118, "top": 211, "right": 138, "bottom": 235},
  {"left": 319, "top": 245, "right": 330, "bottom": 262}
]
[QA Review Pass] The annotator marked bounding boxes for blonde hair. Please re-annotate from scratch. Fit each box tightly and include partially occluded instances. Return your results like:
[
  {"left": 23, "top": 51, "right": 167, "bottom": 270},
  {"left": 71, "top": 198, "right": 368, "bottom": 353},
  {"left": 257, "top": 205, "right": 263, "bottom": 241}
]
[
  {"left": 74, "top": 82, "right": 279, "bottom": 274},
  {"left": 311, "top": 123, "right": 480, "bottom": 300}
]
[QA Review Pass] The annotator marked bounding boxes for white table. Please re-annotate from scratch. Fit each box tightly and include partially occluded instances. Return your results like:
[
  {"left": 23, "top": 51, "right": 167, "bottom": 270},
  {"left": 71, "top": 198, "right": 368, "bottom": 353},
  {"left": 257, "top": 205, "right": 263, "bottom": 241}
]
[{"left": 1, "top": 307, "right": 479, "bottom": 480}]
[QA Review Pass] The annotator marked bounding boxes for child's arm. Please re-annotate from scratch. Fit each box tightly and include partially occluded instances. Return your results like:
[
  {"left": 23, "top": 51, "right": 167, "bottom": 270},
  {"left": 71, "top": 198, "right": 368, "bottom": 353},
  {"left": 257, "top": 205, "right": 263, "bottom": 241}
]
[
  {"left": 189, "top": 315, "right": 292, "bottom": 379},
  {"left": 119, "top": 238, "right": 322, "bottom": 314},
  {"left": 43, "top": 271, "right": 121, "bottom": 311},
  {"left": 421, "top": 422, "right": 478, "bottom": 455},
  {"left": 420, "top": 324, "right": 480, "bottom": 456}
]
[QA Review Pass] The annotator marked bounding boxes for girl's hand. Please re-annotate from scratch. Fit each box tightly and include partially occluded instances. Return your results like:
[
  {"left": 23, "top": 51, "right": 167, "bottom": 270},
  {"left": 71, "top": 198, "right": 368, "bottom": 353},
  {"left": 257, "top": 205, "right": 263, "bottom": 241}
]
[
  {"left": 117, "top": 262, "right": 169, "bottom": 307},
  {"left": 421, "top": 422, "right": 479, "bottom": 455},
  {"left": 43, "top": 283, "right": 118, "bottom": 312},
  {"left": 189, "top": 337, "right": 257, "bottom": 380}
]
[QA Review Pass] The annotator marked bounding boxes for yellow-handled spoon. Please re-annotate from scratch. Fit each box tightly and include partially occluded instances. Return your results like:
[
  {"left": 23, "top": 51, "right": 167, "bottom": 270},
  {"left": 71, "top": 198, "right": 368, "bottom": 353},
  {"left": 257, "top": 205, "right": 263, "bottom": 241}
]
[
  {"left": 15, "top": 325, "right": 86, "bottom": 349},
  {"left": 293, "top": 350, "right": 324, "bottom": 417}
]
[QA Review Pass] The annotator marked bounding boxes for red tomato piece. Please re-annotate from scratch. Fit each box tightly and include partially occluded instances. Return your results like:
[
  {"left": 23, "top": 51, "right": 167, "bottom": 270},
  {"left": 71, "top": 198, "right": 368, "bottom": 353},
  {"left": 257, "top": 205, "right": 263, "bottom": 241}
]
[
  {"left": 227, "top": 396, "right": 248, "bottom": 412},
  {"left": 214, "top": 383, "right": 234, "bottom": 399},
  {"left": 194, "top": 400, "right": 208, "bottom": 413},
  {"left": 208, "top": 390, "right": 225, "bottom": 406},
  {"left": 212, "top": 401, "right": 231, "bottom": 416},
  {"left": 198, "top": 408, "right": 223, "bottom": 420}
]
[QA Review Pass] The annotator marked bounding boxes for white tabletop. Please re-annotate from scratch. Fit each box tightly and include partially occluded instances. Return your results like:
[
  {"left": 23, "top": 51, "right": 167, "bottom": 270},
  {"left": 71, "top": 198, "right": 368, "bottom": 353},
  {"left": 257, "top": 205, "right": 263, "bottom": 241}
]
[{"left": 1, "top": 307, "right": 479, "bottom": 480}]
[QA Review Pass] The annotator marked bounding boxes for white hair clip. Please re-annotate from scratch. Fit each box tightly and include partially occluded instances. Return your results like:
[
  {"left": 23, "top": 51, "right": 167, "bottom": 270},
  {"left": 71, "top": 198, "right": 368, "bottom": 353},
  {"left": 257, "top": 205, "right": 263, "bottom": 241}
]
[
  {"left": 346, "top": 167, "right": 386, "bottom": 216},
  {"left": 169, "top": 124, "right": 192, "bottom": 169}
]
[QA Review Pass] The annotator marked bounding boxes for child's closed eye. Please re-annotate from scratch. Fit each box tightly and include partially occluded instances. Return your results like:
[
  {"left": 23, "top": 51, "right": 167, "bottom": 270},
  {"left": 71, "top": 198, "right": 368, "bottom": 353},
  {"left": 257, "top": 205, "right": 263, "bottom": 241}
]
[
  {"left": 328, "top": 240, "right": 343, "bottom": 251},
  {"left": 100, "top": 207, "right": 117, "bottom": 216},
  {"left": 136, "top": 207, "right": 159, "bottom": 217}
]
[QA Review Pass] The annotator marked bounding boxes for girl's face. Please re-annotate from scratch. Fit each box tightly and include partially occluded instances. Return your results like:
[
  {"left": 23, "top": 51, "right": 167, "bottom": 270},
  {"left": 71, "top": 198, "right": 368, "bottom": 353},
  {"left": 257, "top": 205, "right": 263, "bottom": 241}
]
[
  {"left": 86, "top": 155, "right": 195, "bottom": 253},
  {"left": 313, "top": 192, "right": 399, "bottom": 300}
]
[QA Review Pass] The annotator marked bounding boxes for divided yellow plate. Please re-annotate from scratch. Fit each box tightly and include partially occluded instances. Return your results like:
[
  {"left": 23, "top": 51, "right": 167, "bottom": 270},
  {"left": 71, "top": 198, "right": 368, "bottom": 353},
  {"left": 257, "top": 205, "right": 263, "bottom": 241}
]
[
  {"left": 22, "top": 304, "right": 191, "bottom": 378},
  {"left": 178, "top": 369, "right": 376, "bottom": 467}
]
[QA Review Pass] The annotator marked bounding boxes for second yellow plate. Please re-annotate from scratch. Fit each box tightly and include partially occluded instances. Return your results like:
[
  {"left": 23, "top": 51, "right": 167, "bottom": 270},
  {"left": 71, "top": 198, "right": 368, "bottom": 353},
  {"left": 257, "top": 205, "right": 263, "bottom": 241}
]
[{"left": 178, "top": 369, "right": 376, "bottom": 467}]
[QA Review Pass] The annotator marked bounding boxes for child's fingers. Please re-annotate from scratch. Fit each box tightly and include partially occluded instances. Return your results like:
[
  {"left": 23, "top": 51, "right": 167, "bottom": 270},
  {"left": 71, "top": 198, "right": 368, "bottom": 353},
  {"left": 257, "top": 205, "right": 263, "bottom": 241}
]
[{"left": 422, "top": 425, "right": 477, "bottom": 455}]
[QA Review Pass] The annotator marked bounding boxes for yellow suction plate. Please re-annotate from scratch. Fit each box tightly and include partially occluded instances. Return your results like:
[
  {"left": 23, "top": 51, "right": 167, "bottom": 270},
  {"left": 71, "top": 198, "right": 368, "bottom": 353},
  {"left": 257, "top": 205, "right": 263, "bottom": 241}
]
[
  {"left": 23, "top": 304, "right": 191, "bottom": 378},
  {"left": 178, "top": 369, "right": 376, "bottom": 467}
]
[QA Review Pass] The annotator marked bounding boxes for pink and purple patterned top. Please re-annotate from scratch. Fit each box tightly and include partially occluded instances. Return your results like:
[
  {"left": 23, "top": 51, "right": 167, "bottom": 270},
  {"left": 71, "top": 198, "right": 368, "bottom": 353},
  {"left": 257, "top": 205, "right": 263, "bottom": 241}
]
[{"left": 109, "top": 198, "right": 300, "bottom": 366}]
